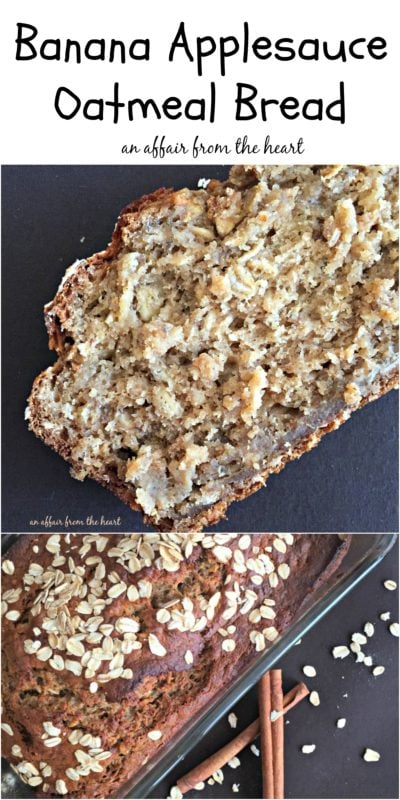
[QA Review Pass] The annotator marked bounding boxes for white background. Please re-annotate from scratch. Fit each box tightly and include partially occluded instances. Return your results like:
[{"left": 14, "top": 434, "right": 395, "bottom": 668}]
[{"left": 1, "top": 0, "right": 399, "bottom": 164}]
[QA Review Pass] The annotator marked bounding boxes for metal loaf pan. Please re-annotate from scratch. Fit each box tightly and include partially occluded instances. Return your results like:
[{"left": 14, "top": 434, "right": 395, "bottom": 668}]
[{"left": 0, "top": 533, "right": 397, "bottom": 799}]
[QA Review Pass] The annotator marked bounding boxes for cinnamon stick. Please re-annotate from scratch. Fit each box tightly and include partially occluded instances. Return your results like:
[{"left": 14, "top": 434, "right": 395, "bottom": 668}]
[
  {"left": 259, "top": 672, "right": 275, "bottom": 799},
  {"left": 270, "top": 670, "right": 284, "bottom": 800},
  {"left": 176, "top": 681, "right": 309, "bottom": 795},
  {"left": 275, "top": 681, "right": 309, "bottom": 717}
]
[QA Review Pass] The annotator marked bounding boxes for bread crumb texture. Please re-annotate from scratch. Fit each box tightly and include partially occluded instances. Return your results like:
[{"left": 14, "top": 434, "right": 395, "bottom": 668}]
[{"left": 28, "top": 166, "right": 399, "bottom": 527}]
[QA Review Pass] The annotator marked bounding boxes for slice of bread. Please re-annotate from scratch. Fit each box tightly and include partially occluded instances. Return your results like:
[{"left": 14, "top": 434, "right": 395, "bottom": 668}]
[{"left": 27, "top": 166, "right": 399, "bottom": 530}]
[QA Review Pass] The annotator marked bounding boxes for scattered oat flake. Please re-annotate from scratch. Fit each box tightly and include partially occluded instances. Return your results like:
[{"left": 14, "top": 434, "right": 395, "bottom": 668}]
[
  {"left": 169, "top": 788, "right": 183, "bottom": 800},
  {"left": 303, "top": 665, "right": 316, "bottom": 677},
  {"left": 278, "top": 563, "right": 290, "bottom": 580},
  {"left": 148, "top": 633, "right": 167, "bottom": 656},
  {"left": 228, "top": 756, "right": 241, "bottom": 769},
  {"left": 363, "top": 656, "right": 373, "bottom": 667},
  {"left": 213, "top": 768, "right": 224, "bottom": 784},
  {"left": 372, "top": 666, "right": 385, "bottom": 676},
  {"left": 383, "top": 580, "right": 397, "bottom": 591},
  {"left": 222, "top": 638, "right": 236, "bottom": 652},
  {"left": 336, "top": 718, "right": 346, "bottom": 729},
  {"left": 363, "top": 748, "right": 380, "bottom": 762},
  {"left": 389, "top": 622, "right": 399, "bottom": 637},
  {"left": 301, "top": 744, "right": 316, "bottom": 754},
  {"left": 5, "top": 610, "right": 20, "bottom": 621},
  {"left": 43, "top": 736, "right": 62, "bottom": 747},
  {"left": 1, "top": 723, "right": 13, "bottom": 735},
  {"left": 250, "top": 743, "right": 260, "bottom": 756},
  {"left": 148, "top": 730, "right": 162, "bottom": 741},
  {"left": 65, "top": 768, "right": 80, "bottom": 781},
  {"left": 232, "top": 784, "right": 240, "bottom": 793},
  {"left": 270, "top": 710, "right": 282, "bottom": 722},
  {"left": 194, "top": 782, "right": 205, "bottom": 791},
  {"left": 332, "top": 645, "right": 350, "bottom": 659},
  {"left": 364, "top": 622, "right": 375, "bottom": 637},
  {"left": 127, "top": 585, "right": 139, "bottom": 602},
  {"left": 309, "top": 691, "right": 320, "bottom": 707},
  {"left": 352, "top": 632, "right": 367, "bottom": 645},
  {"left": 43, "top": 721, "right": 61, "bottom": 736},
  {"left": 228, "top": 712, "right": 238, "bottom": 729},
  {"left": 380, "top": 612, "right": 391, "bottom": 621},
  {"left": 36, "top": 647, "right": 53, "bottom": 661}
]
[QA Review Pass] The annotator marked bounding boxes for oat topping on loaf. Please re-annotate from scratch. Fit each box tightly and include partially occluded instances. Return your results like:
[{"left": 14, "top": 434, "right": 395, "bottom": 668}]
[
  {"left": 1, "top": 533, "right": 350, "bottom": 798},
  {"left": 27, "top": 166, "right": 399, "bottom": 529}
]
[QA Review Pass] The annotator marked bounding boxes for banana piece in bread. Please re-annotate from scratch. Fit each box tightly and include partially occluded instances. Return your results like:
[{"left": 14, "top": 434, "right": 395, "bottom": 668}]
[{"left": 27, "top": 165, "right": 399, "bottom": 530}]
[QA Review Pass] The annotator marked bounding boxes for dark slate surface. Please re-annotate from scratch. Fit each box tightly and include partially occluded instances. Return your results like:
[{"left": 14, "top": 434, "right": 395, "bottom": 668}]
[
  {"left": 1, "top": 166, "right": 398, "bottom": 533},
  {"left": 154, "top": 539, "right": 399, "bottom": 799}
]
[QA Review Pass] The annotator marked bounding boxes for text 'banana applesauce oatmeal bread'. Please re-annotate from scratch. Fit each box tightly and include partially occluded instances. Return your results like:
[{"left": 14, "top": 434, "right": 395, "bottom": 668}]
[
  {"left": 27, "top": 166, "right": 399, "bottom": 530},
  {"left": 1, "top": 533, "right": 351, "bottom": 799}
]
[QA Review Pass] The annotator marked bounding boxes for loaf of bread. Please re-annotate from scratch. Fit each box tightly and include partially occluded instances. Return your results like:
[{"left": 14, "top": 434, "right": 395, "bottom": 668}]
[
  {"left": 1, "top": 533, "right": 350, "bottom": 799},
  {"left": 27, "top": 166, "right": 399, "bottom": 530}
]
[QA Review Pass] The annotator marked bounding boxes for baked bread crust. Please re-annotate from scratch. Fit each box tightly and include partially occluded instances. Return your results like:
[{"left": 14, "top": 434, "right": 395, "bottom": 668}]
[
  {"left": 1, "top": 533, "right": 351, "bottom": 799},
  {"left": 27, "top": 167, "right": 399, "bottom": 530}
]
